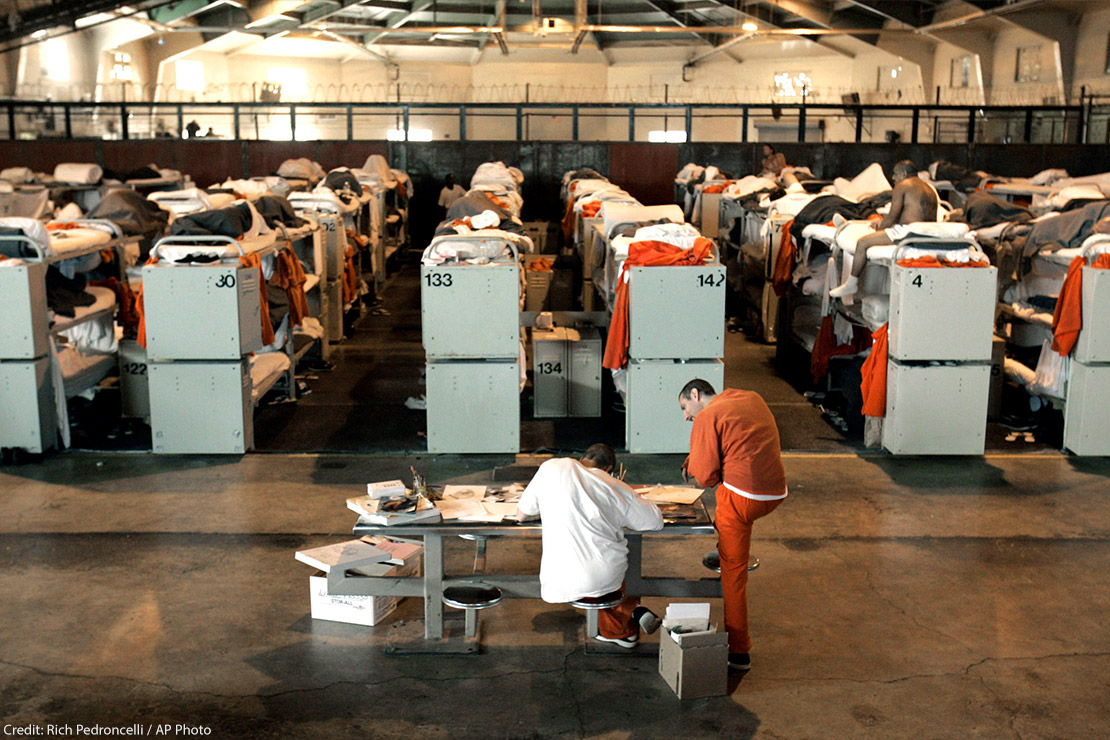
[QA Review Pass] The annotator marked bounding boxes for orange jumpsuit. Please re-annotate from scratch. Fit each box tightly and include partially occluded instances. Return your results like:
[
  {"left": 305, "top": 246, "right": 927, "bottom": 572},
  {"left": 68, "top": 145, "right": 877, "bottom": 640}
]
[{"left": 684, "top": 389, "right": 787, "bottom": 654}]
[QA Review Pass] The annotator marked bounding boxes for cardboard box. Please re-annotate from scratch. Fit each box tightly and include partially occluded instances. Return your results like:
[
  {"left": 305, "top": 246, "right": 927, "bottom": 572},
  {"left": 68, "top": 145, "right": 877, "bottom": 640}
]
[
  {"left": 524, "top": 254, "right": 555, "bottom": 311},
  {"left": 658, "top": 628, "right": 728, "bottom": 700},
  {"left": 308, "top": 555, "right": 420, "bottom": 626}
]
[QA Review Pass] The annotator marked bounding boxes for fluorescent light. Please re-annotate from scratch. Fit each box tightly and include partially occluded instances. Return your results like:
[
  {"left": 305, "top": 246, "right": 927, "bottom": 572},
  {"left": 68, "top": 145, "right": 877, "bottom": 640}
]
[
  {"left": 387, "top": 128, "right": 433, "bottom": 141},
  {"left": 32, "top": 29, "right": 48, "bottom": 39},
  {"left": 741, "top": 21, "right": 758, "bottom": 32},
  {"left": 648, "top": 130, "right": 686, "bottom": 143}
]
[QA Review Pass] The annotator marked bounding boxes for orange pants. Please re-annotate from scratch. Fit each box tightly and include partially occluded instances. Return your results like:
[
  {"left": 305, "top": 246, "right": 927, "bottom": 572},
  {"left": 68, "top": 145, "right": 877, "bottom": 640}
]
[
  {"left": 597, "top": 583, "right": 639, "bottom": 639},
  {"left": 716, "top": 486, "right": 783, "bottom": 653}
]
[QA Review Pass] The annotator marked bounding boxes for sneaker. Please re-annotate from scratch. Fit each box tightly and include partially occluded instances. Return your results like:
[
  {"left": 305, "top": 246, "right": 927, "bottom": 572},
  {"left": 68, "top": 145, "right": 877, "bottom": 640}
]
[
  {"left": 595, "top": 633, "right": 639, "bottom": 649},
  {"left": 728, "top": 653, "right": 751, "bottom": 671},
  {"left": 633, "top": 607, "right": 661, "bottom": 635}
]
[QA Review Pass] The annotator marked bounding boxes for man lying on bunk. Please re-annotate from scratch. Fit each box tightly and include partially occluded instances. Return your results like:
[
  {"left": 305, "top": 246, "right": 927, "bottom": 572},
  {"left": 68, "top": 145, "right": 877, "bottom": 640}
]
[{"left": 830, "top": 160, "right": 939, "bottom": 298}]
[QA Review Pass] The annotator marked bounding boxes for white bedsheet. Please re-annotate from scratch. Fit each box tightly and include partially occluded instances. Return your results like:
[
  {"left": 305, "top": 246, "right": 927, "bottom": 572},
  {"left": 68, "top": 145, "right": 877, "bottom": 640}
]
[
  {"left": 249, "top": 351, "right": 292, "bottom": 402},
  {"left": 423, "top": 231, "right": 531, "bottom": 264},
  {"left": 154, "top": 232, "right": 277, "bottom": 262},
  {"left": 289, "top": 189, "right": 357, "bottom": 216}
]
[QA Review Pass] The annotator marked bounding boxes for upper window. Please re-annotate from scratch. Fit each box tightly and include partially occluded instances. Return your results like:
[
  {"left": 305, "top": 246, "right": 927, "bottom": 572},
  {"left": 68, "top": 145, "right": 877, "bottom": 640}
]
[
  {"left": 42, "top": 38, "right": 69, "bottom": 81},
  {"left": 175, "top": 60, "right": 205, "bottom": 92},
  {"left": 1016, "top": 45, "right": 1042, "bottom": 83},
  {"left": 109, "top": 51, "right": 133, "bottom": 82},
  {"left": 951, "top": 56, "right": 971, "bottom": 88},
  {"left": 774, "top": 71, "right": 812, "bottom": 98},
  {"left": 267, "top": 67, "right": 308, "bottom": 98}
]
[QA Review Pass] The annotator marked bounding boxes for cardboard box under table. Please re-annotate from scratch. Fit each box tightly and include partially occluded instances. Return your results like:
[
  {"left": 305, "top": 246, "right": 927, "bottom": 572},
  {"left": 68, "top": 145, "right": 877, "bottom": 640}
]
[
  {"left": 310, "top": 556, "right": 420, "bottom": 627},
  {"left": 659, "top": 627, "right": 728, "bottom": 699}
]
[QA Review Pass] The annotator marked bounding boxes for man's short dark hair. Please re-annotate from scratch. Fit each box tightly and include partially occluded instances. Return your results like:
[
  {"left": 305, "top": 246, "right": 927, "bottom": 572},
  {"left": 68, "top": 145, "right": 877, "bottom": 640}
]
[
  {"left": 892, "top": 160, "right": 917, "bottom": 181},
  {"left": 679, "top": 378, "right": 717, "bottom": 400},
  {"left": 581, "top": 443, "right": 617, "bottom": 472}
]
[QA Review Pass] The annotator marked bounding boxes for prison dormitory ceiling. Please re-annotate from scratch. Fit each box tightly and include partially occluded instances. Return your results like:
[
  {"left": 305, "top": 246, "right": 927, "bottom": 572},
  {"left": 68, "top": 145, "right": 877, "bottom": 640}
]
[{"left": 0, "top": 0, "right": 1099, "bottom": 63}]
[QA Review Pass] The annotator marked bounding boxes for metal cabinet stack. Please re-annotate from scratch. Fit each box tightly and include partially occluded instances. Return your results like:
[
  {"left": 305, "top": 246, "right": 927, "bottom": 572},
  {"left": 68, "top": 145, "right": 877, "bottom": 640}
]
[
  {"left": 421, "top": 243, "right": 521, "bottom": 453},
  {"left": 625, "top": 257, "right": 726, "bottom": 453},
  {"left": 0, "top": 261, "right": 56, "bottom": 452},
  {"left": 1063, "top": 263, "right": 1110, "bottom": 455},
  {"left": 881, "top": 260, "right": 997, "bottom": 454},
  {"left": 143, "top": 260, "right": 263, "bottom": 454},
  {"left": 532, "top": 327, "right": 602, "bottom": 419}
]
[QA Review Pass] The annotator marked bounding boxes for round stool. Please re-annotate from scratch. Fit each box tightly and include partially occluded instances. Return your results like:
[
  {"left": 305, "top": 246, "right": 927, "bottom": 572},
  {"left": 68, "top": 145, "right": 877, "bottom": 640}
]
[
  {"left": 702, "top": 550, "right": 760, "bottom": 573},
  {"left": 570, "top": 589, "right": 624, "bottom": 639},
  {"left": 443, "top": 583, "right": 503, "bottom": 638}
]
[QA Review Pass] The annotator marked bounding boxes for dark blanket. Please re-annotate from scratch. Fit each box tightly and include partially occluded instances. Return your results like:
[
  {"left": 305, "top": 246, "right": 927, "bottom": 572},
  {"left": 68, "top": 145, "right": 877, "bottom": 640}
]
[
  {"left": 324, "top": 170, "right": 361, "bottom": 195},
  {"left": 435, "top": 191, "right": 524, "bottom": 236},
  {"left": 46, "top": 266, "right": 95, "bottom": 317},
  {"left": 960, "top": 191, "right": 1032, "bottom": 229},
  {"left": 254, "top": 195, "right": 306, "bottom": 230},
  {"left": 932, "top": 160, "right": 984, "bottom": 191},
  {"left": 169, "top": 203, "right": 255, "bottom": 238},
  {"left": 125, "top": 166, "right": 162, "bottom": 181},
  {"left": 87, "top": 189, "right": 170, "bottom": 241},
  {"left": 566, "top": 169, "right": 606, "bottom": 184},
  {"left": 788, "top": 195, "right": 880, "bottom": 244},
  {"left": 1022, "top": 200, "right": 1110, "bottom": 260}
]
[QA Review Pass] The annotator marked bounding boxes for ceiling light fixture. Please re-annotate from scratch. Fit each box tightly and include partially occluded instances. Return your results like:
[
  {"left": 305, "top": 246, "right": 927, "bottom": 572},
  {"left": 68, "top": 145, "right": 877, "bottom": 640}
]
[{"left": 741, "top": 21, "right": 757, "bottom": 32}]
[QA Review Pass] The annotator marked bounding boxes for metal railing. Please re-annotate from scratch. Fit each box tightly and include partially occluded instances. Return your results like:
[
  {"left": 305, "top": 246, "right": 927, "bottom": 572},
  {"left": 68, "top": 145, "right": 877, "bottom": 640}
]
[{"left": 0, "top": 99, "right": 1091, "bottom": 145}]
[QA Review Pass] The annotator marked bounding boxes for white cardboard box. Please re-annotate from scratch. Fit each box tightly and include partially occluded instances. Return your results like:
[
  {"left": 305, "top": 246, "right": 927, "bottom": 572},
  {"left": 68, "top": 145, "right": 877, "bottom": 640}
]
[{"left": 308, "top": 555, "right": 420, "bottom": 626}]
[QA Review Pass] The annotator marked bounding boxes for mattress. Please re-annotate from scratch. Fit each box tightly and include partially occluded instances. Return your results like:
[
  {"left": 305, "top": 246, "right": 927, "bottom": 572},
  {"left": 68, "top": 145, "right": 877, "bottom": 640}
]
[
  {"left": 249, "top": 350, "right": 292, "bottom": 403},
  {"left": 58, "top": 346, "right": 116, "bottom": 397},
  {"left": 47, "top": 228, "right": 114, "bottom": 258},
  {"left": 303, "top": 274, "right": 320, "bottom": 293},
  {"left": 51, "top": 286, "right": 116, "bottom": 332},
  {"left": 153, "top": 232, "right": 277, "bottom": 262},
  {"left": 288, "top": 191, "right": 358, "bottom": 216}
]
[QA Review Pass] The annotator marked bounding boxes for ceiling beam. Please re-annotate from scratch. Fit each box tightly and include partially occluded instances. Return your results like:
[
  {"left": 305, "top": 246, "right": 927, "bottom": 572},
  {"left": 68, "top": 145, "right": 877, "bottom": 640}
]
[{"left": 360, "top": 0, "right": 436, "bottom": 45}]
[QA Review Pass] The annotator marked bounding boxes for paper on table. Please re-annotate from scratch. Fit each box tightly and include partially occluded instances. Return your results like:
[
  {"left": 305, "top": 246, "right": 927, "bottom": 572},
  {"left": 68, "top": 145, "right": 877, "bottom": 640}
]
[
  {"left": 637, "top": 485, "right": 704, "bottom": 505},
  {"left": 436, "top": 485, "right": 487, "bottom": 520}
]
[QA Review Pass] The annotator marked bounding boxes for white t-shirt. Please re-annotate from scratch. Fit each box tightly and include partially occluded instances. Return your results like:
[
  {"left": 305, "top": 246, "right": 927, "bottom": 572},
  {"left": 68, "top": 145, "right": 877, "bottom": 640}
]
[
  {"left": 516, "top": 458, "right": 663, "bottom": 603},
  {"left": 438, "top": 184, "right": 466, "bottom": 210}
]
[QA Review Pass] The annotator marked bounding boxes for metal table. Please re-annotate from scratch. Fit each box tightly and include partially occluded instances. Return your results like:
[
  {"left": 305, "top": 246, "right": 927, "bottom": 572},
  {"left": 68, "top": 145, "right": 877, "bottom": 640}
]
[{"left": 334, "top": 499, "right": 719, "bottom": 652}]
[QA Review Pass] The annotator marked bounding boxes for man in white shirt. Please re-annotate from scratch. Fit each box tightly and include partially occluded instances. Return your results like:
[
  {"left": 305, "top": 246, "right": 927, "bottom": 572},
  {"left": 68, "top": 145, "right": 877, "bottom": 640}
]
[
  {"left": 437, "top": 174, "right": 466, "bottom": 213},
  {"left": 516, "top": 444, "right": 664, "bottom": 648}
]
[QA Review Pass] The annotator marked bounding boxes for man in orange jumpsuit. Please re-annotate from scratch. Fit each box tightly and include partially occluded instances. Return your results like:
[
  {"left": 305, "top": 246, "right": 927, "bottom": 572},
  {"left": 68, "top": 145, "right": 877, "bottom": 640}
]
[{"left": 679, "top": 378, "right": 787, "bottom": 672}]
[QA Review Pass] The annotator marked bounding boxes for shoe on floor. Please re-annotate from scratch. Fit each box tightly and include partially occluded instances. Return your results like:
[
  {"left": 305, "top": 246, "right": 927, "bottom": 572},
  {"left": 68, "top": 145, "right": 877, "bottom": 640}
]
[
  {"left": 728, "top": 652, "right": 751, "bottom": 671},
  {"left": 595, "top": 633, "right": 639, "bottom": 649},
  {"left": 633, "top": 606, "right": 661, "bottom": 635}
]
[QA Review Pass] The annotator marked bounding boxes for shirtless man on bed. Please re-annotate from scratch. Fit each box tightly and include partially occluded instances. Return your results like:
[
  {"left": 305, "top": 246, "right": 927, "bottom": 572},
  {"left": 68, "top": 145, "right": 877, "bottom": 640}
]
[{"left": 830, "top": 160, "right": 939, "bottom": 298}]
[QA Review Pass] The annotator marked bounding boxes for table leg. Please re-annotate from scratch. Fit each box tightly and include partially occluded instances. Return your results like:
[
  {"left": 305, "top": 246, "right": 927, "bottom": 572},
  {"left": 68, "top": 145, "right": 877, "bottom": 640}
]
[{"left": 423, "top": 534, "right": 444, "bottom": 640}]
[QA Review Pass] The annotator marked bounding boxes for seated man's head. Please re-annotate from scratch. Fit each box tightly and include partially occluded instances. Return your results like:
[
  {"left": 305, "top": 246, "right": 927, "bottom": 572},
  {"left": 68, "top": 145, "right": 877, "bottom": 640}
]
[
  {"left": 580, "top": 443, "right": 617, "bottom": 473},
  {"left": 763, "top": 144, "right": 775, "bottom": 157},
  {"left": 678, "top": 378, "right": 717, "bottom": 421},
  {"left": 891, "top": 160, "right": 917, "bottom": 183}
]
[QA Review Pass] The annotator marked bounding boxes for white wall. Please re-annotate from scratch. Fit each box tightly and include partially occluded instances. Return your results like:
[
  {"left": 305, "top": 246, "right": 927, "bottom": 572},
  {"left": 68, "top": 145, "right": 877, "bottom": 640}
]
[
  {"left": 1073, "top": 6, "right": 1110, "bottom": 96},
  {"left": 990, "top": 26, "right": 1064, "bottom": 105}
]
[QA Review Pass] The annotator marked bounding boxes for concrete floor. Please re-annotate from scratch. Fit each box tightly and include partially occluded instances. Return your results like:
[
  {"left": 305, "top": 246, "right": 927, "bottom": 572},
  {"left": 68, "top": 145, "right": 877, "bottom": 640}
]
[{"left": 2, "top": 450, "right": 1109, "bottom": 739}]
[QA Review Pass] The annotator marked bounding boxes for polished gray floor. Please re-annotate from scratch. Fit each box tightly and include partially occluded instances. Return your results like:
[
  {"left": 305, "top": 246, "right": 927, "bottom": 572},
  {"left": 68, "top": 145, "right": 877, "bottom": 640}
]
[{"left": 2, "top": 451, "right": 1108, "bottom": 739}]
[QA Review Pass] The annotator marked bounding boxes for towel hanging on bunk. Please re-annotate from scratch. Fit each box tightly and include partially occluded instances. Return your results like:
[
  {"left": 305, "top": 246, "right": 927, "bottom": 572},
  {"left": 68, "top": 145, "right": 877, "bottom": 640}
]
[
  {"left": 860, "top": 323, "right": 888, "bottom": 418},
  {"left": 771, "top": 220, "right": 796, "bottom": 297},
  {"left": 602, "top": 237, "right": 713, "bottom": 371},
  {"left": 273, "top": 244, "right": 309, "bottom": 328},
  {"left": 240, "top": 252, "right": 276, "bottom": 346},
  {"left": 1052, "top": 252, "right": 1110, "bottom": 356}
]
